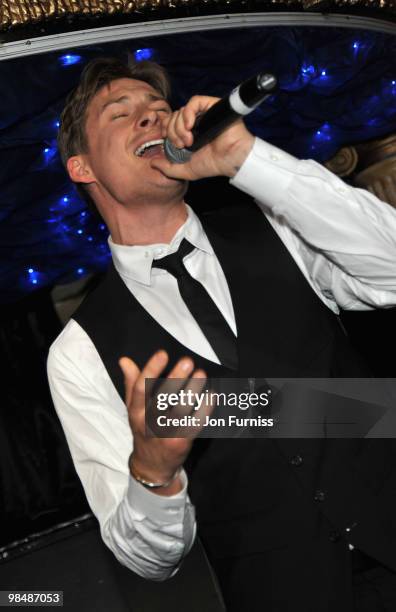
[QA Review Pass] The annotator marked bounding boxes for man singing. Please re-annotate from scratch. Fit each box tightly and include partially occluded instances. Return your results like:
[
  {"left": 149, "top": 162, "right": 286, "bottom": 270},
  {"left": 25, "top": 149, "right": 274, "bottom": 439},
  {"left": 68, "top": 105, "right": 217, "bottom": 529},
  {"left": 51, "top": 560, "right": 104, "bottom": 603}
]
[{"left": 48, "top": 57, "right": 396, "bottom": 611}]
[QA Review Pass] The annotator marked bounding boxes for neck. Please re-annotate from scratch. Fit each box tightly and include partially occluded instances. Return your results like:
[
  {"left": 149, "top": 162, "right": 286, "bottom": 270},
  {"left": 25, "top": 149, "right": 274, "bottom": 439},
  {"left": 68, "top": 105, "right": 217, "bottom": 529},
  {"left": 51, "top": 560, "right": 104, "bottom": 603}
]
[{"left": 105, "top": 198, "right": 188, "bottom": 246}]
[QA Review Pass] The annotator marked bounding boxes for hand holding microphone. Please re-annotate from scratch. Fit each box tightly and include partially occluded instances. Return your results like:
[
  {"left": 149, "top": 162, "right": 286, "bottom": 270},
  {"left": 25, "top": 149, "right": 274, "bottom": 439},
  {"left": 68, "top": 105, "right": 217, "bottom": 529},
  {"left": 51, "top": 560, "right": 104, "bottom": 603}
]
[
  {"left": 164, "top": 72, "right": 277, "bottom": 164},
  {"left": 151, "top": 71, "right": 277, "bottom": 181}
]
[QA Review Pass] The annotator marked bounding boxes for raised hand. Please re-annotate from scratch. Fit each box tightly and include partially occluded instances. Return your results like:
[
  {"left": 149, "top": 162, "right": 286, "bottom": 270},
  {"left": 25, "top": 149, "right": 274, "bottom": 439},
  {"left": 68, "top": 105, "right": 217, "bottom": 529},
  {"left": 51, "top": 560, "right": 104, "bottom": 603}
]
[
  {"left": 151, "top": 95, "right": 255, "bottom": 181},
  {"left": 119, "top": 350, "right": 207, "bottom": 496}
]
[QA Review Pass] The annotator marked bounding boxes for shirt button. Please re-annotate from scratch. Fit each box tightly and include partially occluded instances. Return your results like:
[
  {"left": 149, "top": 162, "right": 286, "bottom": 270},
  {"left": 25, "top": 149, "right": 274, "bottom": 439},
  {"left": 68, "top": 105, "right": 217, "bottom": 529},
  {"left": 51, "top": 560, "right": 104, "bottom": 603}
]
[
  {"left": 290, "top": 454, "right": 303, "bottom": 467},
  {"left": 270, "top": 154, "right": 279, "bottom": 161},
  {"left": 314, "top": 489, "right": 325, "bottom": 502},
  {"left": 329, "top": 530, "right": 341, "bottom": 543},
  {"left": 337, "top": 187, "right": 347, "bottom": 195}
]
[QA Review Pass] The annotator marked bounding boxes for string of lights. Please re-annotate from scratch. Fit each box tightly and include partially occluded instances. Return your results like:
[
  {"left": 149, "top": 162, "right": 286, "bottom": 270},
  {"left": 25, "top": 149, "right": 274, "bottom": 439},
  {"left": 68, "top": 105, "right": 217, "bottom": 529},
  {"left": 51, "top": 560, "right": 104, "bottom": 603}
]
[{"left": 0, "top": 28, "right": 395, "bottom": 302}]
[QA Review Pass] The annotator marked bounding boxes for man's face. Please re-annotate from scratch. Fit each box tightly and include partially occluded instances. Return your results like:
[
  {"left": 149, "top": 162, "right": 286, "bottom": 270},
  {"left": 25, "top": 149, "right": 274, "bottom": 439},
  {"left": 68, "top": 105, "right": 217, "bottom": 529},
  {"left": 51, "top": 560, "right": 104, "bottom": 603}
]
[{"left": 78, "top": 77, "right": 186, "bottom": 207}]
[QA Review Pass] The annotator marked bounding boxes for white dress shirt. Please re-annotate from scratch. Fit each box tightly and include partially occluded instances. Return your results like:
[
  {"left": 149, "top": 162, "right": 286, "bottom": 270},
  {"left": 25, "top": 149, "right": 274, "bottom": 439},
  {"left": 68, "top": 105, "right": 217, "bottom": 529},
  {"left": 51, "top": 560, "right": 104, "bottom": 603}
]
[{"left": 47, "top": 137, "right": 396, "bottom": 580}]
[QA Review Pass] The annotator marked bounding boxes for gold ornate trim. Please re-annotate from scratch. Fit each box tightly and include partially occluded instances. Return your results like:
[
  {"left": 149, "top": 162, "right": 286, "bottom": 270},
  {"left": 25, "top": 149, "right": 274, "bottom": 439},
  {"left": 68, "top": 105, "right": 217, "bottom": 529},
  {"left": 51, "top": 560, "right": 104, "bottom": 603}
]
[
  {"left": 324, "top": 146, "right": 358, "bottom": 178},
  {"left": 355, "top": 136, "right": 396, "bottom": 207},
  {"left": 354, "top": 155, "right": 396, "bottom": 208},
  {"left": 303, "top": 0, "right": 396, "bottom": 9},
  {"left": 326, "top": 134, "right": 396, "bottom": 208},
  {"left": 0, "top": 0, "right": 395, "bottom": 31}
]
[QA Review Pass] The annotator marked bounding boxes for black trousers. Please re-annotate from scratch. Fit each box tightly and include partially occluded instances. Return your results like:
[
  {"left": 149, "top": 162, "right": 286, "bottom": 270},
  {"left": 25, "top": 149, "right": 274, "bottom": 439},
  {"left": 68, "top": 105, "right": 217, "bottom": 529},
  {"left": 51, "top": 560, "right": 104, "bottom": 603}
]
[{"left": 211, "top": 548, "right": 396, "bottom": 611}]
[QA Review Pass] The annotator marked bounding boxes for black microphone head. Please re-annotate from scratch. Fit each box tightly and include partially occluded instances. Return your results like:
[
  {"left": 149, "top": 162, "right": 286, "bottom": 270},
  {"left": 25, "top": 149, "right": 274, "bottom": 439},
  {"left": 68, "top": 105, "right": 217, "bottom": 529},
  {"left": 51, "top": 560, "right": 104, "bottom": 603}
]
[{"left": 257, "top": 74, "right": 277, "bottom": 92}]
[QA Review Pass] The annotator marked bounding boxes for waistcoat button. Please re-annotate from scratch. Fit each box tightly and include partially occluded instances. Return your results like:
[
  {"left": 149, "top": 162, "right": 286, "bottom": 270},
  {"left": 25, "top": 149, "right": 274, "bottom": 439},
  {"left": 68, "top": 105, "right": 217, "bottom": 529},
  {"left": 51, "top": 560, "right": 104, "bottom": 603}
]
[
  {"left": 329, "top": 530, "right": 341, "bottom": 543},
  {"left": 290, "top": 454, "right": 303, "bottom": 466}
]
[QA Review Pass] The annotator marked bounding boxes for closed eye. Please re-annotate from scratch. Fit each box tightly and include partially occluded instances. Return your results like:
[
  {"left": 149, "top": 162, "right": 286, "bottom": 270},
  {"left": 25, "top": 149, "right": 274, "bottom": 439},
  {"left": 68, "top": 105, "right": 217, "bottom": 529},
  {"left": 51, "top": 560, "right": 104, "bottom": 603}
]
[
  {"left": 150, "top": 102, "right": 171, "bottom": 115},
  {"left": 112, "top": 113, "right": 128, "bottom": 120}
]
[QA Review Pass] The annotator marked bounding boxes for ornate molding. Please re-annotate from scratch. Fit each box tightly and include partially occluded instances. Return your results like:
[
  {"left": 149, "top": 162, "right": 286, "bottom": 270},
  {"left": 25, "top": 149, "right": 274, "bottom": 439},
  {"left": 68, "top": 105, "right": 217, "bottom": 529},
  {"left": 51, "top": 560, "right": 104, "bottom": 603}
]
[
  {"left": 0, "top": 0, "right": 395, "bottom": 32},
  {"left": 324, "top": 146, "right": 359, "bottom": 178},
  {"left": 354, "top": 135, "right": 396, "bottom": 208},
  {"left": 327, "top": 134, "right": 396, "bottom": 208}
]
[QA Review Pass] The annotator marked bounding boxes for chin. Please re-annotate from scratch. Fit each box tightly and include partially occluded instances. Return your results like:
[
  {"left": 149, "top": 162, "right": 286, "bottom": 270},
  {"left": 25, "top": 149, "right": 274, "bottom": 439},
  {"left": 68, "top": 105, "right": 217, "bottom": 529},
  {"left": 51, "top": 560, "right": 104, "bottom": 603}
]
[{"left": 157, "top": 176, "right": 188, "bottom": 199}]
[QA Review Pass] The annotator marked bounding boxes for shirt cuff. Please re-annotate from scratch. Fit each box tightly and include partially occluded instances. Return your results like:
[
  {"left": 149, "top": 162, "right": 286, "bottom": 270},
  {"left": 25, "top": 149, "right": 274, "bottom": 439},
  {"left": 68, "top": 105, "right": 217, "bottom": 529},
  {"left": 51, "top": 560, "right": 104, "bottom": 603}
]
[
  {"left": 126, "top": 468, "right": 189, "bottom": 524},
  {"left": 230, "top": 137, "right": 300, "bottom": 209}
]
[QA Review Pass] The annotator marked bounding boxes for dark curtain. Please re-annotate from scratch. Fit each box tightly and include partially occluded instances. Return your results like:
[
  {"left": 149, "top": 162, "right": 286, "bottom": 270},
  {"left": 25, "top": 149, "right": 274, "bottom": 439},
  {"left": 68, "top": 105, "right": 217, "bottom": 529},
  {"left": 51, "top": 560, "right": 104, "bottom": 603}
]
[{"left": 0, "top": 289, "right": 88, "bottom": 548}]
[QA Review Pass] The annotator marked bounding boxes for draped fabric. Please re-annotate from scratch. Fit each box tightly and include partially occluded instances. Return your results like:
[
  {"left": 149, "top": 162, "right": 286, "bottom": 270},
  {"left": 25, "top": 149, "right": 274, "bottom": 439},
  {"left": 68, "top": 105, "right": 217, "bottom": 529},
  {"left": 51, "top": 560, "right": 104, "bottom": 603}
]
[
  {"left": 0, "top": 290, "right": 88, "bottom": 548},
  {"left": 0, "top": 26, "right": 395, "bottom": 303}
]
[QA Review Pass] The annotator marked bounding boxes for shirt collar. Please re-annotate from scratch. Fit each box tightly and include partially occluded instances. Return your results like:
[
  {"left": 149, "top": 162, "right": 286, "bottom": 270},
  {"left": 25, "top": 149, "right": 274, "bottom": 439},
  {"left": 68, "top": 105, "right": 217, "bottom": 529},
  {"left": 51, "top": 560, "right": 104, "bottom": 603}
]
[{"left": 109, "top": 204, "right": 214, "bottom": 286}]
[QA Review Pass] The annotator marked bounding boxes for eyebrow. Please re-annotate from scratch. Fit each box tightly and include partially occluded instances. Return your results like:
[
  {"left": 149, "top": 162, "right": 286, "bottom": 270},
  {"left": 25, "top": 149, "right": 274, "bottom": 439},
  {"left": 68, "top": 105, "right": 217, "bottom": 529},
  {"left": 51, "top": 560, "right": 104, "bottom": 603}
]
[{"left": 100, "top": 92, "right": 166, "bottom": 115}]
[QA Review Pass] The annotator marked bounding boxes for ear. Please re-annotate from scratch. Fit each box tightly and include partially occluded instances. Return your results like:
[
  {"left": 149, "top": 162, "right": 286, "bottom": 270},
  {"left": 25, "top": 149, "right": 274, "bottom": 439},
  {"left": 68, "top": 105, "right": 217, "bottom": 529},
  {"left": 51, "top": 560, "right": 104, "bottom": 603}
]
[{"left": 66, "top": 155, "right": 96, "bottom": 185}]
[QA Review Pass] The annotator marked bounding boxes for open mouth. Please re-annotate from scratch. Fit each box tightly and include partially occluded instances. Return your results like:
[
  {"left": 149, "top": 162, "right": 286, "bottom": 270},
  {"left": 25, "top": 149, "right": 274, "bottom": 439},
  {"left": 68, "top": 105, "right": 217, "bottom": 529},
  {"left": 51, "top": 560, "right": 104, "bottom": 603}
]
[{"left": 134, "top": 138, "right": 164, "bottom": 158}]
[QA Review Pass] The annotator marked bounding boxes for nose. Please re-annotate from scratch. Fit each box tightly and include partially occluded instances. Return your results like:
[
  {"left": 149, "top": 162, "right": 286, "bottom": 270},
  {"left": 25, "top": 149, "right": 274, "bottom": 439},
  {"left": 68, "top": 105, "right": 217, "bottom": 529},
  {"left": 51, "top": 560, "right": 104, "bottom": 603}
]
[{"left": 138, "top": 108, "right": 159, "bottom": 129}]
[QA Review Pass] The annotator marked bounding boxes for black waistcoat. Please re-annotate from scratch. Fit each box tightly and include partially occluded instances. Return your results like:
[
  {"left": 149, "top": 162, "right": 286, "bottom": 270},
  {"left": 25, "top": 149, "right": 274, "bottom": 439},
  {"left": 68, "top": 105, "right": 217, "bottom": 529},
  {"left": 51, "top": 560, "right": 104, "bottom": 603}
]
[{"left": 74, "top": 201, "right": 396, "bottom": 608}]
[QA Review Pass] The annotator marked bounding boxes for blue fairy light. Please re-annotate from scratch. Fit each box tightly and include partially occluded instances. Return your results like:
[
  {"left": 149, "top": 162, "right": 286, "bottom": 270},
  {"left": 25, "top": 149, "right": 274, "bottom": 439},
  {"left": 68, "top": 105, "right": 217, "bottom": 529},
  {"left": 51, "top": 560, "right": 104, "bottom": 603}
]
[
  {"left": 58, "top": 196, "right": 71, "bottom": 208},
  {"left": 77, "top": 229, "right": 83, "bottom": 235},
  {"left": 352, "top": 41, "right": 362, "bottom": 58},
  {"left": 27, "top": 267, "right": 39, "bottom": 285},
  {"left": 314, "top": 123, "right": 332, "bottom": 142},
  {"left": 60, "top": 54, "right": 82, "bottom": 66},
  {"left": 77, "top": 267, "right": 84, "bottom": 275},
  {"left": 321, "top": 70, "right": 327, "bottom": 77},
  {"left": 301, "top": 64, "right": 316, "bottom": 76},
  {"left": 134, "top": 48, "right": 153, "bottom": 62},
  {"left": 43, "top": 145, "right": 57, "bottom": 164}
]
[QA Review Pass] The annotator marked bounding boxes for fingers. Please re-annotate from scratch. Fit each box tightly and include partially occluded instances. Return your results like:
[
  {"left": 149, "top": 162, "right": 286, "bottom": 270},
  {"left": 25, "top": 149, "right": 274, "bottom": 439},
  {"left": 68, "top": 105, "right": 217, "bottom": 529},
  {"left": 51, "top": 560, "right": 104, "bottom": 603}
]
[
  {"left": 153, "top": 93, "right": 253, "bottom": 181},
  {"left": 166, "top": 107, "right": 192, "bottom": 150},
  {"left": 120, "top": 349, "right": 208, "bottom": 438},
  {"left": 167, "top": 356, "right": 194, "bottom": 378},
  {"left": 165, "top": 95, "right": 220, "bottom": 150},
  {"left": 157, "top": 356, "right": 204, "bottom": 408},
  {"left": 119, "top": 356, "right": 140, "bottom": 406},
  {"left": 120, "top": 350, "right": 168, "bottom": 411},
  {"left": 135, "top": 350, "right": 169, "bottom": 401},
  {"left": 167, "top": 368, "right": 207, "bottom": 420}
]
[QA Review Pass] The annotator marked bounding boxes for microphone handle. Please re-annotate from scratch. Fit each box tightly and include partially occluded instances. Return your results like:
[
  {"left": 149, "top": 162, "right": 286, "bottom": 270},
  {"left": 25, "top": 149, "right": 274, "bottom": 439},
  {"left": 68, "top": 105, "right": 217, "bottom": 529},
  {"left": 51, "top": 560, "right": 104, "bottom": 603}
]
[
  {"left": 164, "top": 73, "right": 276, "bottom": 164},
  {"left": 188, "top": 98, "right": 239, "bottom": 153}
]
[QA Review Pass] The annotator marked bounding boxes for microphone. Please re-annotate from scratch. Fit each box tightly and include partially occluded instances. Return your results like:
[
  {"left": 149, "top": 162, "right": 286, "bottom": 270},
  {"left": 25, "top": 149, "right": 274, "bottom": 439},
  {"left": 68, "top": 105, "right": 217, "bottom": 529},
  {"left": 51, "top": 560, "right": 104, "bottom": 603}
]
[{"left": 164, "top": 73, "right": 277, "bottom": 164}]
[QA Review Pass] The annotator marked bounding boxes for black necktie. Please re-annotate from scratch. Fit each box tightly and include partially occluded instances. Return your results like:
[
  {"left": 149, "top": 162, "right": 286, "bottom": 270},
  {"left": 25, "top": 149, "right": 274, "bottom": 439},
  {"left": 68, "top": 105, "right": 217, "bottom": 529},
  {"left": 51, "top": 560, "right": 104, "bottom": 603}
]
[{"left": 152, "top": 239, "right": 238, "bottom": 370}]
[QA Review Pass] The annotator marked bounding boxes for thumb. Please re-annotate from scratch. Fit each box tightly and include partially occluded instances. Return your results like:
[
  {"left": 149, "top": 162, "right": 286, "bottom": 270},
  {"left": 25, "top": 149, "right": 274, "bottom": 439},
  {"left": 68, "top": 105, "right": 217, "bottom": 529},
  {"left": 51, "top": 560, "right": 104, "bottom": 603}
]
[
  {"left": 119, "top": 356, "right": 140, "bottom": 406},
  {"left": 151, "top": 157, "right": 196, "bottom": 181}
]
